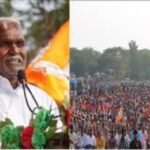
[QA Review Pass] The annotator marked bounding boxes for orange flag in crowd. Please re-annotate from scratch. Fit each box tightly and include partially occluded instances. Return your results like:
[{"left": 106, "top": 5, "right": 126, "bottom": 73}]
[
  {"left": 26, "top": 21, "right": 69, "bottom": 106},
  {"left": 115, "top": 107, "right": 124, "bottom": 124},
  {"left": 145, "top": 105, "right": 150, "bottom": 119}
]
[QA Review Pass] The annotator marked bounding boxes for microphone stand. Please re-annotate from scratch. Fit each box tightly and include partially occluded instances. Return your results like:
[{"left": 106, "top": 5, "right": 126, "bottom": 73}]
[
  {"left": 17, "top": 70, "right": 60, "bottom": 118},
  {"left": 18, "top": 70, "right": 39, "bottom": 114},
  {"left": 21, "top": 80, "right": 35, "bottom": 114},
  {"left": 24, "top": 83, "right": 39, "bottom": 108}
]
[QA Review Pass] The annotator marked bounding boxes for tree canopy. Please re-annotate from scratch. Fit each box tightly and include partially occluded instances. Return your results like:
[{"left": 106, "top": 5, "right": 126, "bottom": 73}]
[{"left": 71, "top": 41, "right": 150, "bottom": 80}]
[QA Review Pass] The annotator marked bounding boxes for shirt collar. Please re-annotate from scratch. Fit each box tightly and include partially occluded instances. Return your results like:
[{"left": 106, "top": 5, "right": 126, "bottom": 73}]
[{"left": 0, "top": 75, "right": 22, "bottom": 92}]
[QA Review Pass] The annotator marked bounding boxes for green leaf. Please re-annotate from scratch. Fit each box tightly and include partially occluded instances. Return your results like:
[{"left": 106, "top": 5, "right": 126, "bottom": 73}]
[
  {"left": 5, "top": 118, "right": 13, "bottom": 124},
  {"left": 0, "top": 124, "right": 20, "bottom": 149},
  {"left": 45, "top": 127, "right": 56, "bottom": 140},
  {"left": 49, "top": 120, "right": 57, "bottom": 127},
  {"left": 0, "top": 121, "right": 13, "bottom": 132},
  {"left": 32, "top": 129, "right": 46, "bottom": 149}
]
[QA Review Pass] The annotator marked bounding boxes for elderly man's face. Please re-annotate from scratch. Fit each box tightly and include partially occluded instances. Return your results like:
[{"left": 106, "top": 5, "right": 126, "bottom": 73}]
[{"left": 0, "top": 24, "right": 27, "bottom": 78}]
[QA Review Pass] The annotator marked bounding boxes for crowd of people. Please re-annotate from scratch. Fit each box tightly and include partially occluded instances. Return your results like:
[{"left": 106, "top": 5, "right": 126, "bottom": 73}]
[{"left": 69, "top": 74, "right": 150, "bottom": 149}]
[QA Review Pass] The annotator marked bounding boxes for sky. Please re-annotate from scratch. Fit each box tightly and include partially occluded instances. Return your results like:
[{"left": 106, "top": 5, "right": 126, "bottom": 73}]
[{"left": 70, "top": 1, "right": 150, "bottom": 52}]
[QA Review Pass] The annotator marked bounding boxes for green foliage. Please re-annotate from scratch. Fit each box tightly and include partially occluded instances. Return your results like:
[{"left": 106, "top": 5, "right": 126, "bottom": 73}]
[
  {"left": 128, "top": 40, "right": 139, "bottom": 79},
  {"left": 0, "top": 108, "right": 58, "bottom": 149},
  {"left": 32, "top": 128, "right": 46, "bottom": 149},
  {"left": 33, "top": 108, "right": 53, "bottom": 130},
  {"left": 15, "top": 0, "right": 69, "bottom": 50},
  {"left": 70, "top": 47, "right": 101, "bottom": 76},
  {"left": 45, "top": 126, "right": 56, "bottom": 140},
  {"left": 0, "top": 124, "right": 21, "bottom": 149},
  {"left": 71, "top": 41, "right": 150, "bottom": 80},
  {"left": 0, "top": 0, "right": 13, "bottom": 16}
]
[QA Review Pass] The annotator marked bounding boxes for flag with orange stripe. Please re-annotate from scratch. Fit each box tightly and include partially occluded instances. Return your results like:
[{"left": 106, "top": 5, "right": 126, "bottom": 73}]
[
  {"left": 115, "top": 107, "right": 124, "bottom": 124},
  {"left": 26, "top": 21, "right": 69, "bottom": 106}
]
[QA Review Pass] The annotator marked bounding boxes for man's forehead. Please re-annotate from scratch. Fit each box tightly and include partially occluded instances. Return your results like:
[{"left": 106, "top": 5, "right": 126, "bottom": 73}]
[
  {"left": 0, "top": 23, "right": 23, "bottom": 39},
  {"left": 0, "top": 22, "right": 8, "bottom": 30},
  {"left": 0, "top": 21, "right": 21, "bottom": 30}
]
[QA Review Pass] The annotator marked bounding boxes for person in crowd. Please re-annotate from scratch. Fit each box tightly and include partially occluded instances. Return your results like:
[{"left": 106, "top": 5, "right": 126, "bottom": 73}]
[
  {"left": 96, "top": 131, "right": 106, "bottom": 149},
  {"left": 84, "top": 130, "right": 96, "bottom": 149},
  {"left": 118, "top": 128, "right": 130, "bottom": 149},
  {"left": 76, "top": 129, "right": 86, "bottom": 149},
  {"left": 70, "top": 73, "right": 150, "bottom": 149},
  {"left": 107, "top": 130, "right": 117, "bottom": 149},
  {"left": 129, "top": 129, "right": 142, "bottom": 149},
  {"left": 69, "top": 126, "right": 77, "bottom": 149},
  {"left": 140, "top": 125, "right": 148, "bottom": 149}
]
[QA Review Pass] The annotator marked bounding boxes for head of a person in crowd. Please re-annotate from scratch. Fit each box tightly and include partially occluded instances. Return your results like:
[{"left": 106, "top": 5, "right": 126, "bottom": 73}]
[
  {"left": 80, "top": 128, "right": 84, "bottom": 136},
  {"left": 121, "top": 128, "right": 126, "bottom": 137},
  {"left": 131, "top": 123, "right": 136, "bottom": 130},
  {"left": 70, "top": 125, "right": 73, "bottom": 133},
  {"left": 97, "top": 131, "right": 102, "bottom": 138},
  {"left": 89, "top": 130, "right": 93, "bottom": 137},
  {"left": 133, "top": 129, "right": 138, "bottom": 140},
  {"left": 141, "top": 125, "right": 146, "bottom": 132},
  {"left": 0, "top": 17, "right": 27, "bottom": 88},
  {"left": 138, "top": 123, "right": 143, "bottom": 130},
  {"left": 110, "top": 130, "right": 115, "bottom": 138}
]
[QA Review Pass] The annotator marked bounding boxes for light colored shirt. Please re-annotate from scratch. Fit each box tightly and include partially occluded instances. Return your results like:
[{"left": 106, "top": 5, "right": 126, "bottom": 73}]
[
  {"left": 76, "top": 133, "right": 87, "bottom": 148},
  {"left": 85, "top": 134, "right": 96, "bottom": 146},
  {"left": 0, "top": 75, "right": 62, "bottom": 130},
  {"left": 96, "top": 136, "right": 106, "bottom": 149},
  {"left": 139, "top": 130, "right": 148, "bottom": 149},
  {"left": 129, "top": 130, "right": 142, "bottom": 141},
  {"left": 69, "top": 131, "right": 77, "bottom": 149}
]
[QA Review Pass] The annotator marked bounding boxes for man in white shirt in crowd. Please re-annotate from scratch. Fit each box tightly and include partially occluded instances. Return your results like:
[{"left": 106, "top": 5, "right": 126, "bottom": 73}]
[
  {"left": 0, "top": 17, "right": 62, "bottom": 130},
  {"left": 69, "top": 126, "right": 77, "bottom": 149},
  {"left": 84, "top": 130, "right": 96, "bottom": 149},
  {"left": 76, "top": 129, "right": 87, "bottom": 149}
]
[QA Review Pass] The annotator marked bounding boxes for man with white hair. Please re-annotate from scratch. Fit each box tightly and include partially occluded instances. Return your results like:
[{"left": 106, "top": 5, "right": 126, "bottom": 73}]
[{"left": 0, "top": 17, "right": 62, "bottom": 129}]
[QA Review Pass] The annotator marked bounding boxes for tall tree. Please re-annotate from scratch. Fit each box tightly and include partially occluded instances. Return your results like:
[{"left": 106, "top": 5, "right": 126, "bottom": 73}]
[
  {"left": 70, "top": 47, "right": 101, "bottom": 76},
  {"left": 98, "top": 47, "right": 128, "bottom": 79},
  {"left": 71, "top": 41, "right": 150, "bottom": 80},
  {"left": 128, "top": 40, "right": 139, "bottom": 79},
  {"left": 0, "top": 0, "right": 13, "bottom": 16}
]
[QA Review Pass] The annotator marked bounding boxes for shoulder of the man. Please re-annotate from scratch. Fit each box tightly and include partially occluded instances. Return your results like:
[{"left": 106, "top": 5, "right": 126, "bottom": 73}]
[
  {"left": 26, "top": 83, "right": 56, "bottom": 106},
  {"left": 27, "top": 83, "right": 50, "bottom": 97}
]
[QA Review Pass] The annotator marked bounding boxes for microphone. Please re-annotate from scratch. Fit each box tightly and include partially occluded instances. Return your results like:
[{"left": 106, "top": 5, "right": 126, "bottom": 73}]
[
  {"left": 18, "top": 70, "right": 39, "bottom": 114},
  {"left": 17, "top": 69, "right": 26, "bottom": 83}
]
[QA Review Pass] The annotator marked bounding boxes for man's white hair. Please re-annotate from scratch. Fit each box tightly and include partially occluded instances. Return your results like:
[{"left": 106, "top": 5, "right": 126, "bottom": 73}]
[{"left": 0, "top": 16, "right": 22, "bottom": 29}]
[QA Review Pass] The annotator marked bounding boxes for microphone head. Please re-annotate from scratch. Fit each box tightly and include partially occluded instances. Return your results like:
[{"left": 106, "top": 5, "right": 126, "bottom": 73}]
[{"left": 17, "top": 70, "right": 26, "bottom": 82}]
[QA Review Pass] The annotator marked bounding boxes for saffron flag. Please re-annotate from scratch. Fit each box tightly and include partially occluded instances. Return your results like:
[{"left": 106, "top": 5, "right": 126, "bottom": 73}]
[
  {"left": 26, "top": 21, "right": 69, "bottom": 105},
  {"left": 115, "top": 107, "right": 124, "bottom": 124},
  {"left": 145, "top": 105, "right": 150, "bottom": 119}
]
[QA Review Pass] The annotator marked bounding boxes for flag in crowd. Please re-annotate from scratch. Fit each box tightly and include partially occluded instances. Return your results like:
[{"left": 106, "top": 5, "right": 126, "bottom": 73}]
[{"left": 115, "top": 107, "right": 124, "bottom": 124}]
